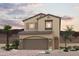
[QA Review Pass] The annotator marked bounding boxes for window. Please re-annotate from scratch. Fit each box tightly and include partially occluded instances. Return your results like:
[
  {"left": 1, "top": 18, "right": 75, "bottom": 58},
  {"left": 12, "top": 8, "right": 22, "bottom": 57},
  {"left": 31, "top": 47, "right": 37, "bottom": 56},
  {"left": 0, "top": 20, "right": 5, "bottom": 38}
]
[
  {"left": 45, "top": 20, "right": 52, "bottom": 30},
  {"left": 29, "top": 23, "right": 35, "bottom": 29},
  {"left": 26, "top": 22, "right": 38, "bottom": 30}
]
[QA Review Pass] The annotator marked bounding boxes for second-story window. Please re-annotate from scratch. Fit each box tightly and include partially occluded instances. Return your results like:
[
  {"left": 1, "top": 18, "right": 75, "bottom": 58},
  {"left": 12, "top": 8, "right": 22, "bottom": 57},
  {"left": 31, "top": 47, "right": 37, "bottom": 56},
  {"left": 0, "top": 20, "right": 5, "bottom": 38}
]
[
  {"left": 26, "top": 23, "right": 37, "bottom": 30},
  {"left": 29, "top": 23, "right": 35, "bottom": 29},
  {"left": 45, "top": 20, "right": 52, "bottom": 30}
]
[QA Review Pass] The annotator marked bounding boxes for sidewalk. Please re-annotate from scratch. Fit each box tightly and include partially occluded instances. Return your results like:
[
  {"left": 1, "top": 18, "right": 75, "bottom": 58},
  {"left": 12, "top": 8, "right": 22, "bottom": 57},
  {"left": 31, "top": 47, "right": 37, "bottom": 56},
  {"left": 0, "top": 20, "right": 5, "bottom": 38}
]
[{"left": 0, "top": 50, "right": 79, "bottom": 56}]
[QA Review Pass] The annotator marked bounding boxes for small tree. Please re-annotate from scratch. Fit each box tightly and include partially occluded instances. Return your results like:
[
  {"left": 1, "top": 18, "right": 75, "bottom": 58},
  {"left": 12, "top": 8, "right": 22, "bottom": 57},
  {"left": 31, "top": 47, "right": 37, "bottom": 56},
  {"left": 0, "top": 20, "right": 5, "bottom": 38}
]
[
  {"left": 3, "top": 25, "right": 12, "bottom": 50},
  {"left": 11, "top": 39, "right": 19, "bottom": 49},
  {"left": 62, "top": 26, "right": 74, "bottom": 51}
]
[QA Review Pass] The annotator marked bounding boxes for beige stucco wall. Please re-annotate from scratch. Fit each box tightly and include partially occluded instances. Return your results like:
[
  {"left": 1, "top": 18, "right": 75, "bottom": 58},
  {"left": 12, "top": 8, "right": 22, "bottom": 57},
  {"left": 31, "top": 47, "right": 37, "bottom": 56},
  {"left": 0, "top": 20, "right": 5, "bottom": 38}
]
[
  {"left": 24, "top": 15, "right": 60, "bottom": 37},
  {"left": 38, "top": 15, "right": 60, "bottom": 37},
  {"left": 20, "top": 14, "right": 60, "bottom": 49},
  {"left": 37, "top": 15, "right": 60, "bottom": 49},
  {"left": 19, "top": 34, "right": 53, "bottom": 40},
  {"left": 19, "top": 33, "right": 55, "bottom": 49},
  {"left": 24, "top": 15, "right": 42, "bottom": 31}
]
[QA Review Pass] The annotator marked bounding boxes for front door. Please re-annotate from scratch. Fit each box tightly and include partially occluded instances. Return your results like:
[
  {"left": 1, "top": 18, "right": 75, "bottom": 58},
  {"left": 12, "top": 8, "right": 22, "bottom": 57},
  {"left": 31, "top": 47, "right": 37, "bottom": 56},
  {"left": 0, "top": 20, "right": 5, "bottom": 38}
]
[{"left": 54, "top": 37, "right": 59, "bottom": 49}]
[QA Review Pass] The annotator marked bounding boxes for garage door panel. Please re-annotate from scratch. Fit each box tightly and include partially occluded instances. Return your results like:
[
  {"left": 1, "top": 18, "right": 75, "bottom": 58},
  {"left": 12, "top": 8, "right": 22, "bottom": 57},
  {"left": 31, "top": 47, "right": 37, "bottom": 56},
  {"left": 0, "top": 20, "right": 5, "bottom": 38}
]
[{"left": 23, "top": 39, "right": 48, "bottom": 50}]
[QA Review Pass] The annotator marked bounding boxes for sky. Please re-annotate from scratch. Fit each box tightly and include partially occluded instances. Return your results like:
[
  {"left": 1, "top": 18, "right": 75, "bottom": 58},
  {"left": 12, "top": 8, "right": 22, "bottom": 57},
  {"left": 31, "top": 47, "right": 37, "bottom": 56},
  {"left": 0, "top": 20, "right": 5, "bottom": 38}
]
[{"left": 0, "top": 3, "right": 79, "bottom": 31}]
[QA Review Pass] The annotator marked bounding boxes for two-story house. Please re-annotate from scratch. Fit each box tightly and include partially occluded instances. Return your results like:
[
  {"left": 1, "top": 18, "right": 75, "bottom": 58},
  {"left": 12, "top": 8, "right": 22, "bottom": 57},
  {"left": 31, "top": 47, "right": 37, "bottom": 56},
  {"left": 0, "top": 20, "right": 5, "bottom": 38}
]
[{"left": 19, "top": 13, "right": 61, "bottom": 50}]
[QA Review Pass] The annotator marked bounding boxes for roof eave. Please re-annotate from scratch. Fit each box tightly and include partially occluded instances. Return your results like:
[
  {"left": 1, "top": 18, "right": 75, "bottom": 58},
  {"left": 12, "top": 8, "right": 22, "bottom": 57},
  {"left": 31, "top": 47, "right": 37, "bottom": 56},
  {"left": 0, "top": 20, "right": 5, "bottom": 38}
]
[
  {"left": 23, "top": 13, "right": 46, "bottom": 22},
  {"left": 47, "top": 14, "right": 61, "bottom": 18}
]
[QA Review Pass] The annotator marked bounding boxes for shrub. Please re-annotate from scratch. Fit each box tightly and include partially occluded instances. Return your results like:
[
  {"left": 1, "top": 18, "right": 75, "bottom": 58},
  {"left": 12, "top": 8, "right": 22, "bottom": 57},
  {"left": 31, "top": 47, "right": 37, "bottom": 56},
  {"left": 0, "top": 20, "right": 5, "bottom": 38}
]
[
  {"left": 60, "top": 46, "right": 71, "bottom": 50},
  {"left": 63, "top": 47, "right": 69, "bottom": 52},
  {"left": 45, "top": 50, "right": 50, "bottom": 54},
  {"left": 1, "top": 46, "right": 6, "bottom": 50},
  {"left": 67, "top": 46, "right": 72, "bottom": 50},
  {"left": 1, "top": 46, "right": 12, "bottom": 51},
  {"left": 73, "top": 46, "right": 79, "bottom": 50},
  {"left": 60, "top": 47, "right": 65, "bottom": 49},
  {"left": 10, "top": 39, "right": 19, "bottom": 49}
]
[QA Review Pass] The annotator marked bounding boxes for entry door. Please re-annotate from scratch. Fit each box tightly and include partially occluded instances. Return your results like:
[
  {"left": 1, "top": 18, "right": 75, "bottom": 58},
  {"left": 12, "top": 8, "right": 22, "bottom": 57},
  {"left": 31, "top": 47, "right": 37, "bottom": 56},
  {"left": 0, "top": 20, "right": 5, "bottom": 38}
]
[{"left": 54, "top": 37, "right": 59, "bottom": 49}]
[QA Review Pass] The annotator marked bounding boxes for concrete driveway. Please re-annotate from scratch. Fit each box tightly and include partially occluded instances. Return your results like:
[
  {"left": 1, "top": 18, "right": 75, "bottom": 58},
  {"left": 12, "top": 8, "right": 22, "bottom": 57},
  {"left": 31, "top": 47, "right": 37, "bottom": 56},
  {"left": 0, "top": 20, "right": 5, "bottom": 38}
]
[{"left": 0, "top": 49, "right": 79, "bottom": 56}]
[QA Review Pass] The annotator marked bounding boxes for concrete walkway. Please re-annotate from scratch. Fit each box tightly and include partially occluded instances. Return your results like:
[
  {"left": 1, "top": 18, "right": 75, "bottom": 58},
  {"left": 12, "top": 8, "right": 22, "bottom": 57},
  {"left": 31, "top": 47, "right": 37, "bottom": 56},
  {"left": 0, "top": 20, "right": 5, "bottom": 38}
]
[{"left": 0, "top": 50, "right": 79, "bottom": 56}]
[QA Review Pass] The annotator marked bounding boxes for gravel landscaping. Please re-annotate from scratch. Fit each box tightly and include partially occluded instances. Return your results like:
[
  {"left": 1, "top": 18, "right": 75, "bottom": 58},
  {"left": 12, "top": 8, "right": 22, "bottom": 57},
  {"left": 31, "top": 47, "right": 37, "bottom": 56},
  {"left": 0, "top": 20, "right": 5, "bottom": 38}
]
[{"left": 0, "top": 49, "right": 79, "bottom": 56}]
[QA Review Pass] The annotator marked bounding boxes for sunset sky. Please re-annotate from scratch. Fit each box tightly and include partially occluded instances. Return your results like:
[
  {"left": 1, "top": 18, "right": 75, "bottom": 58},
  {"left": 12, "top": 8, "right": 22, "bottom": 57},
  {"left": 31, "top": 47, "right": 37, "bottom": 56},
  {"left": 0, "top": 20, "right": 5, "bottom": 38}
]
[{"left": 0, "top": 3, "right": 79, "bottom": 31}]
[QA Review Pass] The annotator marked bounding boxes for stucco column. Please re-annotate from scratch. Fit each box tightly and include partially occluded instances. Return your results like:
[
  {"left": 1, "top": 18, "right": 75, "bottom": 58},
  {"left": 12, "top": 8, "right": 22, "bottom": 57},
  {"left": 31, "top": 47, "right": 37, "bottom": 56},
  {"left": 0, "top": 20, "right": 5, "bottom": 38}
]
[
  {"left": 48, "top": 39, "right": 53, "bottom": 51},
  {"left": 53, "top": 36, "right": 59, "bottom": 49},
  {"left": 18, "top": 39, "right": 23, "bottom": 49}
]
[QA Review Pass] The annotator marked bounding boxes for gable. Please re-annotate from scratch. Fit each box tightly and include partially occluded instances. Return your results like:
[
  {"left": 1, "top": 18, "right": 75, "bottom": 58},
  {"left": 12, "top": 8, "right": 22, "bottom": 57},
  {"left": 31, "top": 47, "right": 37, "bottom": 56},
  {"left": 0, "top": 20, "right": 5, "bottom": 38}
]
[
  {"left": 38, "top": 14, "right": 61, "bottom": 20},
  {"left": 23, "top": 13, "right": 61, "bottom": 22},
  {"left": 23, "top": 13, "right": 46, "bottom": 22}
]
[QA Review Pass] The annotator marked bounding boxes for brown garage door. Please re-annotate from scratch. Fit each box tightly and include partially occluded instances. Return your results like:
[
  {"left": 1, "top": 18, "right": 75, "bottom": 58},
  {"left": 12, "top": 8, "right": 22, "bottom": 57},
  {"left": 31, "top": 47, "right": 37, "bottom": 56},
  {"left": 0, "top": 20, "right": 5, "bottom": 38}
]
[{"left": 23, "top": 39, "right": 48, "bottom": 50}]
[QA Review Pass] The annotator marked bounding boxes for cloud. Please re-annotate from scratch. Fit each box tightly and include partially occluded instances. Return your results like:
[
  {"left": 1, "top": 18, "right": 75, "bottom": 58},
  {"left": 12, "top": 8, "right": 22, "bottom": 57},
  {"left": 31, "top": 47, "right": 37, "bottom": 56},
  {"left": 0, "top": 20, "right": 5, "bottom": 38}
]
[
  {"left": 0, "top": 3, "right": 76, "bottom": 29},
  {"left": 0, "top": 3, "right": 43, "bottom": 19},
  {"left": 7, "top": 9, "right": 26, "bottom": 15},
  {"left": 72, "top": 4, "right": 79, "bottom": 12},
  {"left": 0, "top": 3, "right": 16, "bottom": 9},
  {"left": 0, "top": 19, "right": 24, "bottom": 29},
  {"left": 61, "top": 16, "right": 73, "bottom": 20},
  {"left": 0, "top": 3, "right": 43, "bottom": 29}
]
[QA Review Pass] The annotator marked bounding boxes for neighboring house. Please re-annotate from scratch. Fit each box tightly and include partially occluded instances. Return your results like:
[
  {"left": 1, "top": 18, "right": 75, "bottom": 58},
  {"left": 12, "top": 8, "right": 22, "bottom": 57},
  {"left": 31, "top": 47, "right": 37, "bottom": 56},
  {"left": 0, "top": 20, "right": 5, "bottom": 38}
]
[
  {"left": 60, "top": 31, "right": 79, "bottom": 47},
  {"left": 0, "top": 29, "right": 23, "bottom": 48},
  {"left": 18, "top": 13, "right": 61, "bottom": 50}
]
